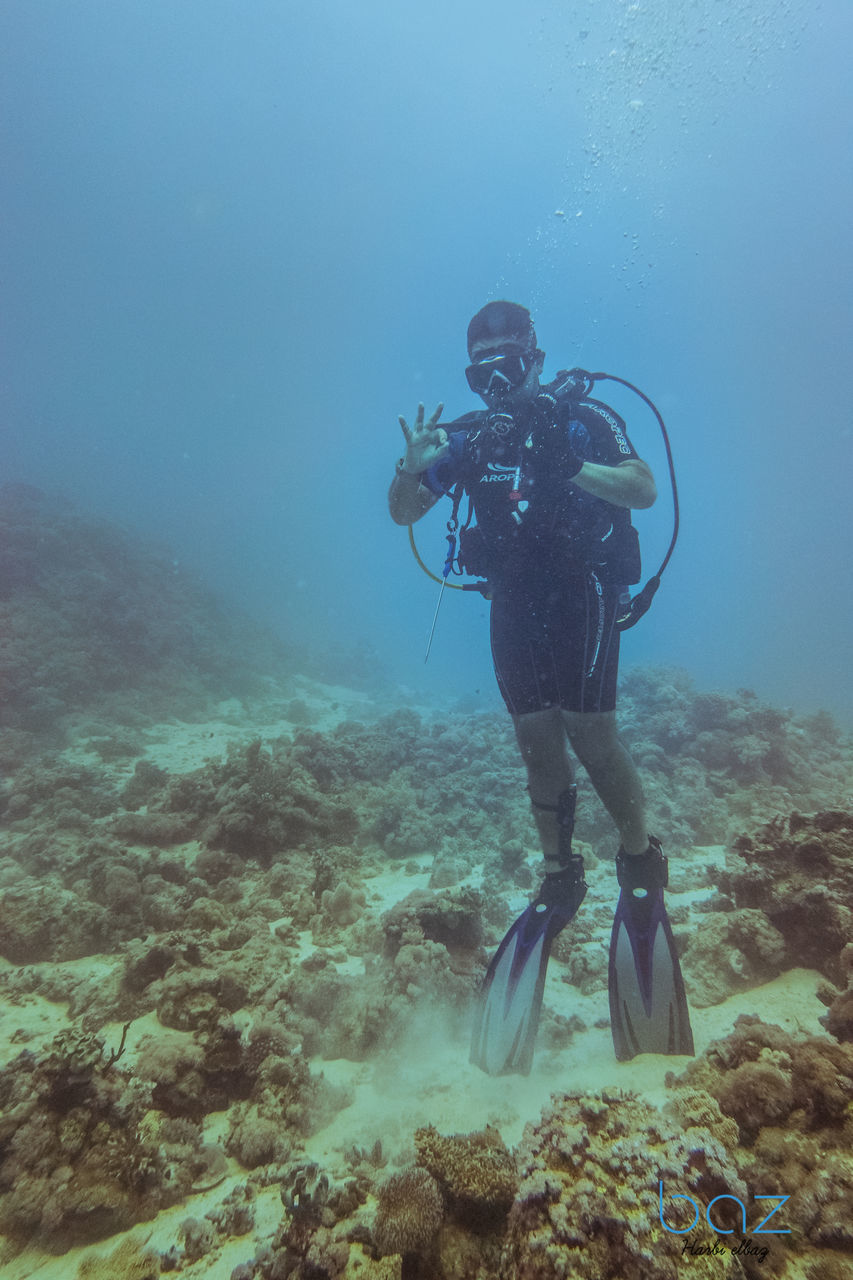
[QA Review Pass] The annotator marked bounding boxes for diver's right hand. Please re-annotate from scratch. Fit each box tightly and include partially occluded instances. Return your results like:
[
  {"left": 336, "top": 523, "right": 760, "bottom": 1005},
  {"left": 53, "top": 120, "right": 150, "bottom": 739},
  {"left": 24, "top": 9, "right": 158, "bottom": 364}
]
[{"left": 398, "top": 402, "right": 449, "bottom": 474}]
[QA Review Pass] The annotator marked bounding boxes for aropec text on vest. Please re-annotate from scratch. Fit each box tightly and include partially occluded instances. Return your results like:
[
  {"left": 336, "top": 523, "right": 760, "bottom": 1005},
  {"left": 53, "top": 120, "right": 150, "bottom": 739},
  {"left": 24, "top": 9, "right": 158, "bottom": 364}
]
[
  {"left": 479, "top": 463, "right": 516, "bottom": 483},
  {"left": 593, "top": 405, "right": 632, "bottom": 456}
]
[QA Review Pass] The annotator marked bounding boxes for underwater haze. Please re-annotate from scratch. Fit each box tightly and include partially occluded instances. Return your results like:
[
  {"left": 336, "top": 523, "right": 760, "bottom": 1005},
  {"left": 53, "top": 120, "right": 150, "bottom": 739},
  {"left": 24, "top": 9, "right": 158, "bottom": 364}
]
[
  {"left": 5, "top": 7, "right": 853, "bottom": 1278},
  {"left": 2, "top": 0, "right": 852, "bottom": 722}
]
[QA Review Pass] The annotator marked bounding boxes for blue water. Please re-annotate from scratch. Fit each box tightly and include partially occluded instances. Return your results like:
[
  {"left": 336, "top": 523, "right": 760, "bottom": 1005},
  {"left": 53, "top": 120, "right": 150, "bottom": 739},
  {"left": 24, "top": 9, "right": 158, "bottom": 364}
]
[{"left": 2, "top": 0, "right": 851, "bottom": 721}]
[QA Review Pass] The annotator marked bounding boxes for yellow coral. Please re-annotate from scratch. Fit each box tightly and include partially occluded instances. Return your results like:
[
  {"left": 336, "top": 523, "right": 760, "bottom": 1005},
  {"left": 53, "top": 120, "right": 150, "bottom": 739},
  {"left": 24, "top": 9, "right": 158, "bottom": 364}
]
[{"left": 502, "top": 1092, "right": 744, "bottom": 1279}]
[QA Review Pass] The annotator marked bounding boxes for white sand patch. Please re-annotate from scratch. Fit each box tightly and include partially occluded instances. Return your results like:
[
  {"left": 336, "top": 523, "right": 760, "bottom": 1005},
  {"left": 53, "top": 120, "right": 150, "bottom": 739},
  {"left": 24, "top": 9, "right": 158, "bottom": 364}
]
[
  {"left": 289, "top": 838, "right": 817, "bottom": 1163},
  {"left": 0, "top": 979, "right": 73, "bottom": 1065},
  {"left": 60, "top": 678, "right": 387, "bottom": 781},
  {"left": 0, "top": 955, "right": 118, "bottom": 1066},
  {"left": 301, "top": 966, "right": 829, "bottom": 1167},
  {"left": 362, "top": 860, "right": 433, "bottom": 905}
]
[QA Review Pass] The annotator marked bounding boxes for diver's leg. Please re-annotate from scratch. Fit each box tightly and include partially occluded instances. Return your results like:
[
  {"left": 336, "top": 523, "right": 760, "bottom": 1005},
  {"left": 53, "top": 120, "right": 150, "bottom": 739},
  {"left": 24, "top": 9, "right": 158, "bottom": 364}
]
[
  {"left": 512, "top": 708, "right": 576, "bottom": 871},
  {"left": 491, "top": 590, "right": 579, "bottom": 871},
  {"left": 562, "top": 709, "right": 648, "bottom": 855}
]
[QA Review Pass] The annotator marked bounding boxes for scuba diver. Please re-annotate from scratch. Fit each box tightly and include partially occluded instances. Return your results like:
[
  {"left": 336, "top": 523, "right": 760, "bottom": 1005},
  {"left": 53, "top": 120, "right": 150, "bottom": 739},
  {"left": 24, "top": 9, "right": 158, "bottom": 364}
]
[{"left": 388, "top": 300, "right": 693, "bottom": 1075}]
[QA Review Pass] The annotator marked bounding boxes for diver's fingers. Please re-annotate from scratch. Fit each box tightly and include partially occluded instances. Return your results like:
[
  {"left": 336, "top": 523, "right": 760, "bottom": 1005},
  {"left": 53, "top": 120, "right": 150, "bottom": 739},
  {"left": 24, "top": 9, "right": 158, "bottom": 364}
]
[
  {"left": 398, "top": 416, "right": 412, "bottom": 443},
  {"left": 415, "top": 402, "right": 425, "bottom": 429},
  {"left": 426, "top": 402, "right": 444, "bottom": 428}
]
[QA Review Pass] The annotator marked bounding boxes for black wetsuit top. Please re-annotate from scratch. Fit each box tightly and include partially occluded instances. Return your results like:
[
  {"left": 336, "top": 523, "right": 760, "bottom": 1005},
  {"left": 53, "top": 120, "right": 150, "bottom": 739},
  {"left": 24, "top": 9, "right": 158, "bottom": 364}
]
[
  {"left": 423, "top": 382, "right": 642, "bottom": 590},
  {"left": 421, "top": 379, "right": 642, "bottom": 715}
]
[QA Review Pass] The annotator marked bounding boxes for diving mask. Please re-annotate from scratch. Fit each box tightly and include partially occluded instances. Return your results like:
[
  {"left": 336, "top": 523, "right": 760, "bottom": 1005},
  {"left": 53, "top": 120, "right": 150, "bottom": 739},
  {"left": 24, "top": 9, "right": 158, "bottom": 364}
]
[{"left": 465, "top": 349, "right": 540, "bottom": 397}]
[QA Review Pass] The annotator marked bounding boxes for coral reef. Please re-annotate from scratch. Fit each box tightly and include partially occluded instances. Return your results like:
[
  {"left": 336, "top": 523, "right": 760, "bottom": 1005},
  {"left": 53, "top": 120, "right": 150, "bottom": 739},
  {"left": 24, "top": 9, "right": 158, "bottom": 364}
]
[
  {"left": 681, "top": 909, "right": 787, "bottom": 1007},
  {"left": 3, "top": 492, "right": 853, "bottom": 1275},
  {"left": 373, "top": 1168, "right": 444, "bottom": 1260},
  {"left": 614, "top": 668, "right": 851, "bottom": 848},
  {"left": 673, "top": 1016, "right": 853, "bottom": 1251},
  {"left": 243, "top": 1161, "right": 360, "bottom": 1279},
  {"left": 134, "top": 1015, "right": 345, "bottom": 1156},
  {"left": 382, "top": 890, "right": 484, "bottom": 960},
  {"left": 0, "top": 1028, "right": 194, "bottom": 1252},
  {"left": 158, "top": 1183, "right": 256, "bottom": 1271},
  {"left": 676, "top": 809, "right": 853, "bottom": 1010},
  {"left": 716, "top": 810, "right": 853, "bottom": 984},
  {"left": 819, "top": 943, "right": 853, "bottom": 1043},
  {"left": 320, "top": 880, "right": 368, "bottom": 930},
  {"left": 501, "top": 1090, "right": 747, "bottom": 1279},
  {"left": 414, "top": 1124, "right": 517, "bottom": 1233}
]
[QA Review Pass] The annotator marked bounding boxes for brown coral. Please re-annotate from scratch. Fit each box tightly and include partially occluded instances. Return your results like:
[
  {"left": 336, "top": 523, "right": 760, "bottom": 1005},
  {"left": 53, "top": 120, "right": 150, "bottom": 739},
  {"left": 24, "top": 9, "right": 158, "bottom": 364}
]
[
  {"left": 714, "top": 1056, "right": 795, "bottom": 1138},
  {"left": 374, "top": 1167, "right": 444, "bottom": 1259},
  {"left": 718, "top": 811, "right": 853, "bottom": 983},
  {"left": 681, "top": 909, "right": 787, "bottom": 1007},
  {"left": 675, "top": 1015, "right": 853, "bottom": 1133},
  {"left": 822, "top": 984, "right": 853, "bottom": 1043},
  {"left": 672, "top": 1016, "right": 853, "bottom": 1258},
  {"left": 501, "top": 1090, "right": 747, "bottom": 1280},
  {"left": 382, "top": 889, "right": 485, "bottom": 960},
  {"left": 321, "top": 880, "right": 367, "bottom": 926},
  {"left": 0, "top": 1029, "right": 194, "bottom": 1251},
  {"left": 414, "top": 1124, "right": 517, "bottom": 1231}
]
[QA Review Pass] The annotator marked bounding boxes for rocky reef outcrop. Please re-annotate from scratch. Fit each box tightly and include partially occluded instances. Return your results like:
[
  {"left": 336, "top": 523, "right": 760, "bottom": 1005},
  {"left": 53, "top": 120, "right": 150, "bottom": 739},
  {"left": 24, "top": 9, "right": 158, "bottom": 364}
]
[
  {"left": 0, "top": 1027, "right": 194, "bottom": 1252},
  {"left": 718, "top": 810, "right": 853, "bottom": 984}
]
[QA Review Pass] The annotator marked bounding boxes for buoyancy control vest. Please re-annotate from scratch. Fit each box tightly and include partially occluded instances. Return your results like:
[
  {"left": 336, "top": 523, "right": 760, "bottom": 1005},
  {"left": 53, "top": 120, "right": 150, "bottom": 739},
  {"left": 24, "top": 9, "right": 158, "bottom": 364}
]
[
  {"left": 411, "top": 368, "right": 679, "bottom": 651},
  {"left": 432, "top": 372, "right": 641, "bottom": 587}
]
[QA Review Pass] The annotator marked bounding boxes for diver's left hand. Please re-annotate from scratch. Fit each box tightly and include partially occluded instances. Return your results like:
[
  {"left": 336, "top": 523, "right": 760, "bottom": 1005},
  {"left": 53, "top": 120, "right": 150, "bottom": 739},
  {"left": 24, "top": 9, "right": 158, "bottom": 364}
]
[{"left": 398, "top": 402, "right": 449, "bottom": 474}]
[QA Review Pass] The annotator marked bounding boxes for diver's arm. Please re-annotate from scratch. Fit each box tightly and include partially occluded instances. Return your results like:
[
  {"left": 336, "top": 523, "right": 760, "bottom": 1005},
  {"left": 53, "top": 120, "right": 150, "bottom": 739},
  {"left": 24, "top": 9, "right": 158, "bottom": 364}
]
[
  {"left": 571, "top": 458, "right": 657, "bottom": 510},
  {"left": 388, "top": 464, "right": 441, "bottom": 525}
]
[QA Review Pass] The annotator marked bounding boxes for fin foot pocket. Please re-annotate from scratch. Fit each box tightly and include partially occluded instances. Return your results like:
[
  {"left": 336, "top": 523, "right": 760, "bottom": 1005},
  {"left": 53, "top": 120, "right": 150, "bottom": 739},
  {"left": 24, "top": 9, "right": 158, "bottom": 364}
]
[
  {"left": 534, "top": 857, "right": 587, "bottom": 921},
  {"left": 615, "top": 838, "right": 668, "bottom": 891}
]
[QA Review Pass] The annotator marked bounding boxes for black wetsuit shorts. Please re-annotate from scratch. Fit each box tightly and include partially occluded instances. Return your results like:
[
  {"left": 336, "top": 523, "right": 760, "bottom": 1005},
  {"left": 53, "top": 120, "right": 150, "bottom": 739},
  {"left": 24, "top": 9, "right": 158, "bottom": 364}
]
[{"left": 489, "top": 569, "right": 624, "bottom": 717}]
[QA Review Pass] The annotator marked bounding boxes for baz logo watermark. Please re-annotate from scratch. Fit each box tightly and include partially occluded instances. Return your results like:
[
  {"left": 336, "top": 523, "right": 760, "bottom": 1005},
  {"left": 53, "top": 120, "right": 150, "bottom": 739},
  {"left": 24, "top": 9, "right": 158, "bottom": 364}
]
[{"left": 658, "top": 1181, "right": 790, "bottom": 1267}]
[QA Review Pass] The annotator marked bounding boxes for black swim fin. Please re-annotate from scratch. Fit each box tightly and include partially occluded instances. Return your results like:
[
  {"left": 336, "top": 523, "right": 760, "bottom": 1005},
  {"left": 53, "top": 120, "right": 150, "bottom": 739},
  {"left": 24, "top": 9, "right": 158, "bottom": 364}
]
[
  {"left": 470, "top": 859, "right": 587, "bottom": 1076},
  {"left": 608, "top": 840, "right": 694, "bottom": 1061}
]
